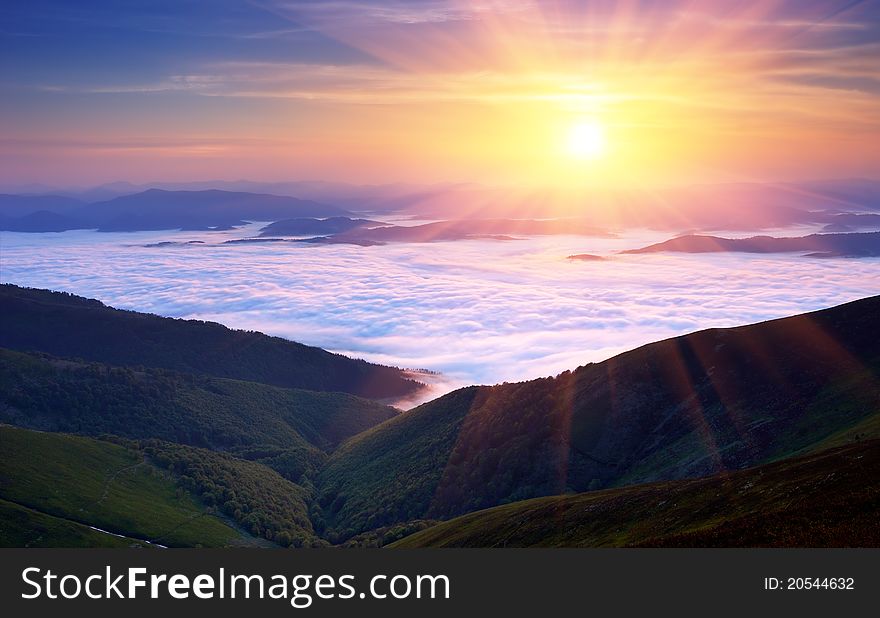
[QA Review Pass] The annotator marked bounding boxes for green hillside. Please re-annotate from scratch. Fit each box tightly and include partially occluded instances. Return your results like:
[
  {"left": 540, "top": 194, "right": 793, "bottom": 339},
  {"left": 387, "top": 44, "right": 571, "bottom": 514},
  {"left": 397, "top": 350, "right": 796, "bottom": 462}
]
[
  {"left": 392, "top": 438, "right": 880, "bottom": 548},
  {"left": 2, "top": 290, "right": 878, "bottom": 548},
  {"left": 0, "top": 284, "right": 422, "bottom": 400},
  {"left": 0, "top": 348, "right": 397, "bottom": 481},
  {"left": 140, "top": 440, "right": 323, "bottom": 546},
  {"left": 0, "top": 426, "right": 243, "bottom": 547},
  {"left": 0, "top": 425, "right": 327, "bottom": 547},
  {"left": 319, "top": 296, "right": 880, "bottom": 540},
  {"left": 0, "top": 499, "right": 135, "bottom": 548}
]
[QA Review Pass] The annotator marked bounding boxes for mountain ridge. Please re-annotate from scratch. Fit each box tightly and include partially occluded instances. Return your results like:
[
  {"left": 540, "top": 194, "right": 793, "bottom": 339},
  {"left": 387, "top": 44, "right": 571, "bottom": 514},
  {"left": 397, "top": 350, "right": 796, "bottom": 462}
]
[
  {"left": 0, "top": 284, "right": 423, "bottom": 401},
  {"left": 391, "top": 438, "right": 880, "bottom": 548},
  {"left": 317, "top": 294, "right": 880, "bottom": 539},
  {"left": 0, "top": 189, "right": 352, "bottom": 232},
  {"left": 0, "top": 347, "right": 399, "bottom": 478},
  {"left": 624, "top": 231, "right": 880, "bottom": 258}
]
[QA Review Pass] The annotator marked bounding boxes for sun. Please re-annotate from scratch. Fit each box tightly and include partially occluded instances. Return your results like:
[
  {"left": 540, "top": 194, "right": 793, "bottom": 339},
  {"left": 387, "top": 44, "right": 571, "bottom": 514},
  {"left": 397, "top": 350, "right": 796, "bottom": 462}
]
[{"left": 566, "top": 121, "right": 606, "bottom": 160}]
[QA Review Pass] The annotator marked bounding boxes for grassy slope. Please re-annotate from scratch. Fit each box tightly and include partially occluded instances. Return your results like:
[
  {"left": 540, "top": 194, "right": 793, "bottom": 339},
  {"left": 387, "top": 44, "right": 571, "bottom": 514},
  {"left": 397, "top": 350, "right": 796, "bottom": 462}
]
[
  {"left": 392, "top": 438, "right": 880, "bottom": 548},
  {"left": 321, "top": 296, "right": 880, "bottom": 539},
  {"left": 0, "top": 426, "right": 243, "bottom": 547},
  {"left": 319, "top": 388, "right": 481, "bottom": 538},
  {"left": 0, "top": 284, "right": 422, "bottom": 400},
  {"left": 0, "top": 349, "right": 386, "bottom": 546},
  {"left": 0, "top": 499, "right": 135, "bottom": 548},
  {"left": 0, "top": 348, "right": 397, "bottom": 480}
]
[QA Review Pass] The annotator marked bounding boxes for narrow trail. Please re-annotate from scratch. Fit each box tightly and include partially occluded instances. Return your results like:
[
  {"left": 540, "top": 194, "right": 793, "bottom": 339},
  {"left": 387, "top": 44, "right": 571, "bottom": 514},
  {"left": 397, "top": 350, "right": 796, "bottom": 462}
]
[
  {"left": 94, "top": 455, "right": 148, "bottom": 506},
  {"left": 89, "top": 454, "right": 222, "bottom": 547}
]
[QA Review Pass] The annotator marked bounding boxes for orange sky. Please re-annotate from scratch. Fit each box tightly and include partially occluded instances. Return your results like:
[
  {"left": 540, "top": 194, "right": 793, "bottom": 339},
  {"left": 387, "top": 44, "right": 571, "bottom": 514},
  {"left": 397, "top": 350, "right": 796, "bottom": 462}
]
[{"left": 2, "top": 0, "right": 879, "bottom": 188}]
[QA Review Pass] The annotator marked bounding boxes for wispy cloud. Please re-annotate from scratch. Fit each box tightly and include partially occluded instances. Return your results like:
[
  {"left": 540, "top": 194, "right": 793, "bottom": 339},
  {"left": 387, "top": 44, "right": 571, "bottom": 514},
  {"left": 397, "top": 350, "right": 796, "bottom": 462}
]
[
  {"left": 0, "top": 136, "right": 270, "bottom": 157},
  {"left": 261, "top": 0, "right": 529, "bottom": 25}
]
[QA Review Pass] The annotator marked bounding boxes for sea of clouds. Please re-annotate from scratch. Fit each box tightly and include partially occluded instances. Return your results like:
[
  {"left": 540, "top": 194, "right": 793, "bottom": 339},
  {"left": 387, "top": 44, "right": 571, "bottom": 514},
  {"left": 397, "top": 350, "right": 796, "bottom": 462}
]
[{"left": 2, "top": 222, "right": 878, "bottom": 405}]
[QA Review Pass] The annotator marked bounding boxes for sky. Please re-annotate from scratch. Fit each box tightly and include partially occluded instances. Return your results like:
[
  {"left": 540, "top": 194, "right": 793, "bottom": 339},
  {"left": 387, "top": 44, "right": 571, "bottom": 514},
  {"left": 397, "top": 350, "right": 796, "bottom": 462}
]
[{"left": 2, "top": 0, "right": 880, "bottom": 187}]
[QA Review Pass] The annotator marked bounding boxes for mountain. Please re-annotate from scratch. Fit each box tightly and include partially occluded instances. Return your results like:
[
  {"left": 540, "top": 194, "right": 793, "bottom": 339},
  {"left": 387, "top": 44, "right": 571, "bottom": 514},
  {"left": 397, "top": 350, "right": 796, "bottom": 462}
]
[
  {"left": 1, "top": 286, "right": 878, "bottom": 547},
  {"left": 798, "top": 178, "right": 880, "bottom": 211},
  {"left": 0, "top": 285, "right": 423, "bottom": 401},
  {"left": 8, "top": 178, "right": 880, "bottom": 232},
  {"left": 374, "top": 179, "right": 880, "bottom": 230},
  {"left": 66, "top": 181, "right": 145, "bottom": 203},
  {"left": 0, "top": 210, "right": 87, "bottom": 233},
  {"left": 299, "top": 218, "right": 613, "bottom": 245},
  {"left": 625, "top": 231, "right": 880, "bottom": 258},
  {"left": 0, "top": 348, "right": 398, "bottom": 479},
  {"left": 567, "top": 254, "right": 606, "bottom": 261},
  {"left": 317, "top": 296, "right": 880, "bottom": 540},
  {"left": 237, "top": 218, "right": 613, "bottom": 246},
  {"left": 391, "top": 439, "right": 880, "bottom": 548},
  {"left": 820, "top": 213, "right": 880, "bottom": 233},
  {"left": 259, "top": 217, "right": 384, "bottom": 237},
  {"left": 0, "top": 195, "right": 88, "bottom": 231},
  {"left": 79, "top": 180, "right": 468, "bottom": 214},
  {"left": 0, "top": 194, "right": 85, "bottom": 218},
  {"left": 0, "top": 189, "right": 354, "bottom": 232},
  {"left": 84, "top": 189, "right": 354, "bottom": 232},
  {"left": 7, "top": 179, "right": 880, "bottom": 234}
]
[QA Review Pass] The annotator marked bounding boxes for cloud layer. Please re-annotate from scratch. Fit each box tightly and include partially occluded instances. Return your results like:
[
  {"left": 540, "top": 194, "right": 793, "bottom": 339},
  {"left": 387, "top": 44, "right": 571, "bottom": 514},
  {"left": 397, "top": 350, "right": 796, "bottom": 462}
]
[{"left": 2, "top": 224, "right": 878, "bottom": 403}]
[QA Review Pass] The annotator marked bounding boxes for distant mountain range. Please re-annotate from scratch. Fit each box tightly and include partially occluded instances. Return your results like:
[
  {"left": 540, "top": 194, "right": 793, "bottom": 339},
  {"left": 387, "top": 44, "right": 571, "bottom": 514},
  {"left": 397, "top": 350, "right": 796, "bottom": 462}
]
[
  {"left": 4, "top": 178, "right": 880, "bottom": 233},
  {"left": 317, "top": 178, "right": 880, "bottom": 228},
  {"left": 248, "top": 217, "right": 613, "bottom": 245},
  {"left": 258, "top": 217, "right": 384, "bottom": 237},
  {"left": 0, "top": 194, "right": 85, "bottom": 218},
  {"left": 0, "top": 286, "right": 878, "bottom": 547},
  {"left": 820, "top": 213, "right": 880, "bottom": 233},
  {"left": 0, "top": 189, "right": 351, "bottom": 232},
  {"left": 625, "top": 231, "right": 880, "bottom": 258},
  {"left": 322, "top": 218, "right": 614, "bottom": 244}
]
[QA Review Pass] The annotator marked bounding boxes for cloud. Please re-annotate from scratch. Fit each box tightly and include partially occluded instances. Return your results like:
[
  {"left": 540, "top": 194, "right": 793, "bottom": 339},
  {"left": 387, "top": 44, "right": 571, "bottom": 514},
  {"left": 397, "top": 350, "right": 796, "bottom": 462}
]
[
  {"left": 263, "top": 1, "right": 531, "bottom": 26},
  {"left": 0, "top": 137, "right": 271, "bottom": 158},
  {"left": 4, "top": 1, "right": 880, "bottom": 197},
  {"left": 2, "top": 222, "right": 878, "bottom": 407},
  {"left": 10, "top": 0, "right": 877, "bottom": 140}
]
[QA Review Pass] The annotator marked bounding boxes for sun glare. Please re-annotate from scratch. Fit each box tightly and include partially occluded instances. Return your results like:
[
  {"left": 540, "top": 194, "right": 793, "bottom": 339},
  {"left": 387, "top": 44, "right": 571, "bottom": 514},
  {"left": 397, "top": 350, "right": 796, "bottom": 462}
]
[{"left": 566, "top": 121, "right": 606, "bottom": 160}]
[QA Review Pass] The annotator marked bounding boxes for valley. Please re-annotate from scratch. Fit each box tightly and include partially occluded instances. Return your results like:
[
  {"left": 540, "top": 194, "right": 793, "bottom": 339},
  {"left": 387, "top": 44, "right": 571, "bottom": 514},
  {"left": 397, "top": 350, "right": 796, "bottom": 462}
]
[{"left": 1, "top": 284, "right": 877, "bottom": 547}]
